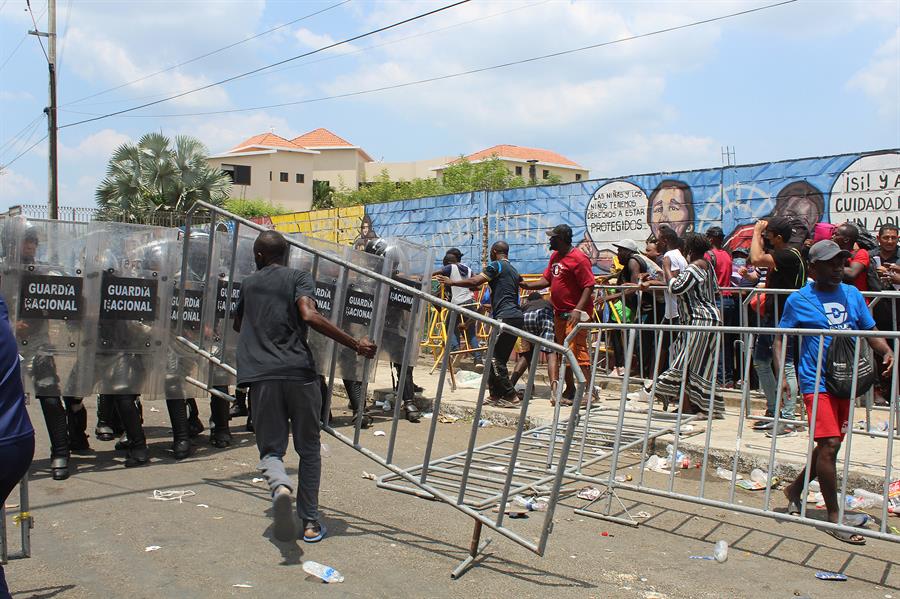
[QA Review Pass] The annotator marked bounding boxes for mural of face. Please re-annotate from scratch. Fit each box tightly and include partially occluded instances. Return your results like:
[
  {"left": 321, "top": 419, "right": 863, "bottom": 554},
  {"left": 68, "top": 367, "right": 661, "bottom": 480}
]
[{"left": 648, "top": 181, "right": 693, "bottom": 238}]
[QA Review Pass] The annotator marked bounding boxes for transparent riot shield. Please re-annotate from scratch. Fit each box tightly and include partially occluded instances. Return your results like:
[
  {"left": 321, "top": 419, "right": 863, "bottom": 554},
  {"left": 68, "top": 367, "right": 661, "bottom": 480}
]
[
  {"left": 199, "top": 224, "right": 256, "bottom": 390},
  {"left": 0, "top": 217, "right": 93, "bottom": 398},
  {"left": 377, "top": 238, "right": 433, "bottom": 369},
  {"left": 286, "top": 233, "right": 350, "bottom": 380},
  {"left": 339, "top": 247, "right": 388, "bottom": 384},
  {"left": 167, "top": 230, "right": 210, "bottom": 399},
  {"left": 81, "top": 222, "right": 178, "bottom": 400}
]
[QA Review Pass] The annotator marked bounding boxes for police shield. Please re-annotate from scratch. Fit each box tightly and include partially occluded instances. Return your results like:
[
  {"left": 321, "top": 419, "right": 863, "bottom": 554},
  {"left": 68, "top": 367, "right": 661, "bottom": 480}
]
[
  {"left": 377, "top": 238, "right": 433, "bottom": 369},
  {"left": 199, "top": 225, "right": 256, "bottom": 389},
  {"left": 338, "top": 245, "right": 388, "bottom": 383},
  {"left": 82, "top": 222, "right": 178, "bottom": 399},
  {"left": 1, "top": 217, "right": 93, "bottom": 398},
  {"left": 286, "top": 233, "right": 348, "bottom": 379},
  {"left": 167, "top": 230, "right": 210, "bottom": 399}
]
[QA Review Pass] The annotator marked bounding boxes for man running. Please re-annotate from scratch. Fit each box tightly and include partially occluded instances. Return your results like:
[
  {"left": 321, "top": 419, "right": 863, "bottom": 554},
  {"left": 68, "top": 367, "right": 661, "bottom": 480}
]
[{"left": 234, "top": 230, "right": 376, "bottom": 543}]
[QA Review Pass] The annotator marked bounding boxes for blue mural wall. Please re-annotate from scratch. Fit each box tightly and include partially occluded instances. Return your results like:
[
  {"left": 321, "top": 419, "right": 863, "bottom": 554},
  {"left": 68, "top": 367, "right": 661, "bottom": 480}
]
[{"left": 367, "top": 149, "right": 900, "bottom": 275}]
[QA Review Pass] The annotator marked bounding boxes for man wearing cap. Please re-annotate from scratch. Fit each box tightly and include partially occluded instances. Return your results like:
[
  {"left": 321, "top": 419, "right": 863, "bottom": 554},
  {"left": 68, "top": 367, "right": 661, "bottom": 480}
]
[
  {"left": 521, "top": 224, "right": 596, "bottom": 405},
  {"left": 750, "top": 216, "right": 805, "bottom": 436},
  {"left": 609, "top": 239, "right": 648, "bottom": 376},
  {"left": 775, "top": 240, "right": 893, "bottom": 545}
]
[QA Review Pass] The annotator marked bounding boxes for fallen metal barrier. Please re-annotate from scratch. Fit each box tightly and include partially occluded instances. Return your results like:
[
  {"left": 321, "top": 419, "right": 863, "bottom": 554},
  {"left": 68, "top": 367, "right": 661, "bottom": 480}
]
[
  {"left": 0, "top": 472, "right": 32, "bottom": 565},
  {"left": 179, "top": 201, "right": 586, "bottom": 577},
  {"left": 571, "top": 321, "right": 900, "bottom": 545}
]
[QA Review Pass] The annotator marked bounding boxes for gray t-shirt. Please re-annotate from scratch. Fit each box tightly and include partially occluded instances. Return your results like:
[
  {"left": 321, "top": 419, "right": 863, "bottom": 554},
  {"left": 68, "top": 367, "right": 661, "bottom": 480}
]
[{"left": 236, "top": 264, "right": 318, "bottom": 385}]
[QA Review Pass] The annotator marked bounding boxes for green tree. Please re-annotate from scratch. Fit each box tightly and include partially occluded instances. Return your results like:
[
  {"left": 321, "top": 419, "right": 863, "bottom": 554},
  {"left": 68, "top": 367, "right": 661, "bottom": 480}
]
[
  {"left": 95, "top": 133, "right": 231, "bottom": 221},
  {"left": 312, "top": 180, "right": 336, "bottom": 210},
  {"left": 224, "top": 198, "right": 287, "bottom": 218}
]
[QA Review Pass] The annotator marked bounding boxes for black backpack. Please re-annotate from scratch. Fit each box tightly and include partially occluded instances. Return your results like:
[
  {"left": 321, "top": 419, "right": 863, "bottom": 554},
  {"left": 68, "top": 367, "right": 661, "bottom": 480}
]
[{"left": 866, "top": 249, "right": 884, "bottom": 292}]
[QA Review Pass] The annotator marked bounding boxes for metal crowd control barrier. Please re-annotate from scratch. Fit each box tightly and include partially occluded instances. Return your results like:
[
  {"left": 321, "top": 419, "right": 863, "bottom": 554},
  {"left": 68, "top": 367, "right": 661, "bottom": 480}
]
[
  {"left": 0, "top": 472, "right": 32, "bottom": 565},
  {"left": 177, "top": 201, "right": 586, "bottom": 578},
  {"left": 571, "top": 321, "right": 900, "bottom": 545}
]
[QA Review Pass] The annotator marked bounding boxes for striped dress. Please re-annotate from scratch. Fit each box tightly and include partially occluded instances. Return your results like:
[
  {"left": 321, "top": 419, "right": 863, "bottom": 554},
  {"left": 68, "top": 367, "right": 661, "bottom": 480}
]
[{"left": 655, "top": 261, "right": 725, "bottom": 416}]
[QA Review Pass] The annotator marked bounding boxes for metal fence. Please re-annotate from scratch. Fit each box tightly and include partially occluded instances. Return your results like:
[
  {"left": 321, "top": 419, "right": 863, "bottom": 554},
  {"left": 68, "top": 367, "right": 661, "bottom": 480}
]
[
  {"left": 0, "top": 473, "right": 32, "bottom": 566},
  {"left": 178, "top": 200, "right": 587, "bottom": 577}
]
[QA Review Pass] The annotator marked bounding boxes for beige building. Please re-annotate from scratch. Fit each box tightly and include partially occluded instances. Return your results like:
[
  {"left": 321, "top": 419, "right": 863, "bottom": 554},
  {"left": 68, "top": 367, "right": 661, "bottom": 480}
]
[
  {"left": 207, "top": 132, "right": 318, "bottom": 212},
  {"left": 433, "top": 144, "right": 589, "bottom": 184},
  {"left": 364, "top": 156, "right": 454, "bottom": 182},
  {"left": 208, "top": 130, "right": 589, "bottom": 211}
]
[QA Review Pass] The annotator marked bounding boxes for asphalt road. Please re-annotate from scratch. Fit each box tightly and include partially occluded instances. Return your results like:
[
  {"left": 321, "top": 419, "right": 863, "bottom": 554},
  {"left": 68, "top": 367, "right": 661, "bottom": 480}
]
[{"left": 4, "top": 397, "right": 899, "bottom": 599}]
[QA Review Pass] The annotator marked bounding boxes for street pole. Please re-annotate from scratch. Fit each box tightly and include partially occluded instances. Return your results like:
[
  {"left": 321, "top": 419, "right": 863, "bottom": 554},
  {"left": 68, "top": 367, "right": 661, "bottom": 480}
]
[{"left": 47, "top": 0, "right": 58, "bottom": 220}]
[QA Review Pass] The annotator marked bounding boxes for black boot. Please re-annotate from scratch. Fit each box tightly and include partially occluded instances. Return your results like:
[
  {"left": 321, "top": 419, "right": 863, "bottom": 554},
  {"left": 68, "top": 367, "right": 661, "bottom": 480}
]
[
  {"left": 65, "top": 398, "right": 91, "bottom": 453},
  {"left": 95, "top": 394, "right": 122, "bottom": 441},
  {"left": 209, "top": 390, "right": 232, "bottom": 448},
  {"left": 245, "top": 388, "right": 254, "bottom": 433},
  {"left": 403, "top": 401, "right": 421, "bottom": 423},
  {"left": 393, "top": 364, "right": 420, "bottom": 423},
  {"left": 186, "top": 398, "right": 204, "bottom": 437},
  {"left": 115, "top": 395, "right": 148, "bottom": 467},
  {"left": 166, "top": 399, "right": 191, "bottom": 460},
  {"left": 343, "top": 379, "right": 372, "bottom": 429},
  {"left": 229, "top": 389, "right": 248, "bottom": 418},
  {"left": 39, "top": 397, "right": 70, "bottom": 480}
]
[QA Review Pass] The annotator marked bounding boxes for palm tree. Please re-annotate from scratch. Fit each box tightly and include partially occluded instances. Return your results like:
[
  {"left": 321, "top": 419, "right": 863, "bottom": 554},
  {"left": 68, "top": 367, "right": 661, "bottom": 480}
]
[{"left": 96, "top": 133, "right": 230, "bottom": 222}]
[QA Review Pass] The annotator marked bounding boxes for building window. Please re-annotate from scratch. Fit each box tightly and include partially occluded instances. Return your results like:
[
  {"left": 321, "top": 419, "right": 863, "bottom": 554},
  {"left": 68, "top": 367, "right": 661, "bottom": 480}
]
[
  {"left": 542, "top": 169, "right": 550, "bottom": 179},
  {"left": 279, "top": 172, "right": 288, "bottom": 182},
  {"left": 296, "top": 173, "right": 305, "bottom": 184},
  {"left": 221, "top": 164, "right": 250, "bottom": 185},
  {"left": 269, "top": 171, "right": 272, "bottom": 181},
  {"left": 515, "top": 166, "right": 523, "bottom": 176},
  {"left": 575, "top": 174, "right": 582, "bottom": 181}
]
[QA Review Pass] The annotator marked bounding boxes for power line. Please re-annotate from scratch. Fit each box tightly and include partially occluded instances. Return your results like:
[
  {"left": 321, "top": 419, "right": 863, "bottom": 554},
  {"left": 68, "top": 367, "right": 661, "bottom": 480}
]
[
  {"left": 56, "top": 0, "right": 71, "bottom": 74},
  {"left": 1, "top": 2, "right": 48, "bottom": 73},
  {"left": 26, "top": 0, "right": 49, "bottom": 63},
  {"left": 65, "top": 0, "right": 550, "bottom": 110},
  {"left": 63, "top": 0, "right": 797, "bottom": 122},
  {"left": 0, "top": 113, "right": 45, "bottom": 156},
  {"left": 64, "top": 0, "right": 547, "bottom": 110},
  {"left": 58, "top": 0, "right": 470, "bottom": 129},
  {"left": 62, "top": 0, "right": 352, "bottom": 107},
  {"left": 0, "top": 134, "right": 48, "bottom": 170}
]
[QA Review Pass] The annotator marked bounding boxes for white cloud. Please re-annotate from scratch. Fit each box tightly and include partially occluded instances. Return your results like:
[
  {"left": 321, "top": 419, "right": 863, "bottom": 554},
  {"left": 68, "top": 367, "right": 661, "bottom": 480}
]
[
  {"left": 59, "top": 129, "right": 131, "bottom": 161},
  {"left": 0, "top": 168, "right": 40, "bottom": 208},
  {"left": 294, "top": 27, "right": 358, "bottom": 54},
  {"left": 165, "top": 112, "right": 293, "bottom": 154},
  {"left": 0, "top": 90, "right": 35, "bottom": 102},
  {"left": 580, "top": 132, "right": 719, "bottom": 178},
  {"left": 846, "top": 28, "right": 900, "bottom": 118}
]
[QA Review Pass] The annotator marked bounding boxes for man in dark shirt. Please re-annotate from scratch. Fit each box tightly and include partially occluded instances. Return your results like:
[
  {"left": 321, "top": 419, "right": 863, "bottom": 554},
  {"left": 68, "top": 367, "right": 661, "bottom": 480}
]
[
  {"left": 234, "top": 230, "right": 376, "bottom": 543},
  {"left": 750, "top": 217, "right": 805, "bottom": 435},
  {"left": 871, "top": 224, "right": 900, "bottom": 405},
  {"left": 437, "top": 241, "right": 523, "bottom": 406},
  {"left": 832, "top": 222, "right": 870, "bottom": 292}
]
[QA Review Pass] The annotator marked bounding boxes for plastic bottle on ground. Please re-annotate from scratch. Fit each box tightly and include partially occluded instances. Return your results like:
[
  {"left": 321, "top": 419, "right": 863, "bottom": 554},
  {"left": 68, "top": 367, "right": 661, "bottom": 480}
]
[
  {"left": 303, "top": 561, "right": 344, "bottom": 583},
  {"left": 713, "top": 540, "right": 728, "bottom": 563},
  {"left": 513, "top": 495, "right": 548, "bottom": 511},
  {"left": 750, "top": 469, "right": 768, "bottom": 485},
  {"left": 852, "top": 489, "right": 884, "bottom": 509},
  {"left": 715, "top": 466, "right": 732, "bottom": 480},
  {"left": 666, "top": 444, "right": 690, "bottom": 468}
]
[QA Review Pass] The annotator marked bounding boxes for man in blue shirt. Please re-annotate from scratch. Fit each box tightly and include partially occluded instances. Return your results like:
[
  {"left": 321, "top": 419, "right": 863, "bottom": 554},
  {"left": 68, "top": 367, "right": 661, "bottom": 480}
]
[
  {"left": 436, "top": 241, "right": 523, "bottom": 406},
  {"left": 775, "top": 240, "right": 894, "bottom": 545}
]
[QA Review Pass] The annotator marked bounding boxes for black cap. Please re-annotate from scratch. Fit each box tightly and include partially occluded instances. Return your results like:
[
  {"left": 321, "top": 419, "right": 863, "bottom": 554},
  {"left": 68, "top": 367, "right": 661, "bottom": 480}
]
[
  {"left": 546, "top": 224, "right": 573, "bottom": 241},
  {"left": 766, "top": 216, "right": 794, "bottom": 242},
  {"left": 447, "top": 247, "right": 463, "bottom": 259}
]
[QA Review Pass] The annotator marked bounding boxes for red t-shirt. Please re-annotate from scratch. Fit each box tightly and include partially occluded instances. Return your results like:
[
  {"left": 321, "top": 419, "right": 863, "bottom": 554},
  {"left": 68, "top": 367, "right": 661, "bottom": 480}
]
[
  {"left": 849, "top": 248, "right": 870, "bottom": 293},
  {"left": 543, "top": 249, "right": 596, "bottom": 312},
  {"left": 706, "top": 248, "right": 733, "bottom": 296}
]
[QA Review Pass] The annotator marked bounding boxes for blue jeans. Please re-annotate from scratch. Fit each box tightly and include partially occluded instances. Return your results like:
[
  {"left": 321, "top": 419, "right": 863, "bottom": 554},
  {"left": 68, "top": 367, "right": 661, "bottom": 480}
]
[
  {"left": 449, "top": 305, "right": 481, "bottom": 361},
  {"left": 753, "top": 326, "right": 798, "bottom": 419}
]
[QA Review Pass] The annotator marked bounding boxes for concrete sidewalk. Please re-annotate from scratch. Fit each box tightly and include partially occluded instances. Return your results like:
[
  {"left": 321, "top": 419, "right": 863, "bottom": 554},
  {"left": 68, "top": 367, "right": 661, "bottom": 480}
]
[{"left": 356, "top": 357, "right": 899, "bottom": 491}]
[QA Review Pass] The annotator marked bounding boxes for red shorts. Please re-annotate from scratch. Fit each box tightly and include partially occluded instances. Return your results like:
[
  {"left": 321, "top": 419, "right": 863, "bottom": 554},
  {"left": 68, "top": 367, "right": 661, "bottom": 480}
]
[{"left": 802, "top": 392, "right": 850, "bottom": 440}]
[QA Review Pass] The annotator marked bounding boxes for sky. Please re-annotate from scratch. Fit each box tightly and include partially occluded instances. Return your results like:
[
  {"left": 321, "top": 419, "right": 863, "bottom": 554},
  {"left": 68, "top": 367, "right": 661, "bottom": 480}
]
[{"left": 0, "top": 0, "right": 898, "bottom": 211}]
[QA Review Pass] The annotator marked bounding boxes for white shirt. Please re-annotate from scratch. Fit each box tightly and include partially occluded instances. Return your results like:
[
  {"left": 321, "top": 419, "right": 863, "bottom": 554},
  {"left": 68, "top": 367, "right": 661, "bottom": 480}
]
[
  {"left": 663, "top": 249, "right": 688, "bottom": 319},
  {"left": 448, "top": 263, "right": 476, "bottom": 305}
]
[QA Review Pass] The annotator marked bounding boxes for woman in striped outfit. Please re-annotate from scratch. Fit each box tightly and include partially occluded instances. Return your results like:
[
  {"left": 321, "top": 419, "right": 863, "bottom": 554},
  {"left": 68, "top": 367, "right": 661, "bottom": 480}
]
[{"left": 647, "top": 232, "right": 725, "bottom": 418}]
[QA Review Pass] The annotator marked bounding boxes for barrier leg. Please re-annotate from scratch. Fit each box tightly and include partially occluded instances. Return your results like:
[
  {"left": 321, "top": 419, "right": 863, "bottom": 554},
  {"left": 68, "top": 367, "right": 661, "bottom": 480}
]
[{"left": 450, "top": 519, "right": 492, "bottom": 580}]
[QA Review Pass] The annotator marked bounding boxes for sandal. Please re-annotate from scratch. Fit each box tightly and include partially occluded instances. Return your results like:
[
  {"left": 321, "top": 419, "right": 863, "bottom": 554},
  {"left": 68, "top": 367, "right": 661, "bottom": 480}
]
[{"left": 823, "top": 527, "right": 866, "bottom": 546}]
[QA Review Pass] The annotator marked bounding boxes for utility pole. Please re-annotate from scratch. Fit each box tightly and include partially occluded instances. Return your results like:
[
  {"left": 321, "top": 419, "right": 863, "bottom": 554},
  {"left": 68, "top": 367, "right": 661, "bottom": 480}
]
[{"left": 30, "top": 0, "right": 57, "bottom": 219}]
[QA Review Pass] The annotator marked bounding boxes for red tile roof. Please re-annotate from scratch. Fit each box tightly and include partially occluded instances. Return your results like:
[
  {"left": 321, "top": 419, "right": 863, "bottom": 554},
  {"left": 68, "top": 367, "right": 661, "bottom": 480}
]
[
  {"left": 292, "top": 128, "right": 372, "bottom": 162},
  {"left": 291, "top": 128, "right": 355, "bottom": 148},
  {"left": 461, "top": 144, "right": 583, "bottom": 168},
  {"left": 230, "top": 132, "right": 303, "bottom": 152}
]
